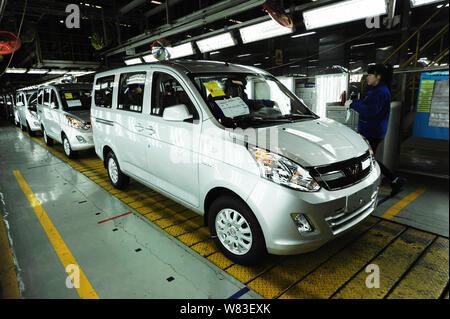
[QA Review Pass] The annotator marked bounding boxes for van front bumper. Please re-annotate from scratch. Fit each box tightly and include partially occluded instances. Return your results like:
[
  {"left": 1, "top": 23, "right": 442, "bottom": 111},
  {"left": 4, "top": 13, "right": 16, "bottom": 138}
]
[
  {"left": 246, "top": 162, "right": 381, "bottom": 255},
  {"left": 65, "top": 128, "right": 94, "bottom": 151}
]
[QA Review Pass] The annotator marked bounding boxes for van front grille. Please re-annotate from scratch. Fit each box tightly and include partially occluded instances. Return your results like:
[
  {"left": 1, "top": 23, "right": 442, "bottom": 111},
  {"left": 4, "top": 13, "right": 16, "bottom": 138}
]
[{"left": 310, "top": 151, "right": 372, "bottom": 191}]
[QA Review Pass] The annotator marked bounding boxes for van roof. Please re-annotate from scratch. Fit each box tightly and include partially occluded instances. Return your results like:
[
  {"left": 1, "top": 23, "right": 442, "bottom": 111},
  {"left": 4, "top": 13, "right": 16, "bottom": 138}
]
[
  {"left": 96, "top": 59, "right": 270, "bottom": 77},
  {"left": 39, "top": 83, "right": 92, "bottom": 90}
]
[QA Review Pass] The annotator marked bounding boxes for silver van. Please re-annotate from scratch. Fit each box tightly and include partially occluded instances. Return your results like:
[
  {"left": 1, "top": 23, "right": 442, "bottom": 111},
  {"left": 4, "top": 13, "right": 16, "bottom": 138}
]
[
  {"left": 36, "top": 83, "right": 94, "bottom": 158},
  {"left": 16, "top": 89, "right": 41, "bottom": 136},
  {"left": 91, "top": 60, "right": 381, "bottom": 265}
]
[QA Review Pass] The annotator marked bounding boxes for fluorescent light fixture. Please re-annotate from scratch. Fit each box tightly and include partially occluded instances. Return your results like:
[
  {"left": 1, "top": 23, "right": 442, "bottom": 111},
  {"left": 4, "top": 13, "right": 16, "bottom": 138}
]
[
  {"left": 237, "top": 53, "right": 251, "bottom": 58},
  {"left": 410, "top": 0, "right": 444, "bottom": 7},
  {"left": 151, "top": 0, "right": 162, "bottom": 4},
  {"left": 143, "top": 54, "right": 158, "bottom": 63},
  {"left": 167, "top": 42, "right": 194, "bottom": 59},
  {"left": 393, "top": 65, "right": 400, "bottom": 69},
  {"left": 5, "top": 68, "right": 27, "bottom": 73},
  {"left": 254, "top": 63, "right": 262, "bottom": 66},
  {"left": 124, "top": 57, "right": 142, "bottom": 65},
  {"left": 28, "top": 69, "right": 49, "bottom": 74},
  {"left": 291, "top": 31, "right": 317, "bottom": 38},
  {"left": 437, "top": 3, "right": 449, "bottom": 8},
  {"left": 48, "top": 70, "right": 68, "bottom": 74},
  {"left": 209, "top": 51, "right": 220, "bottom": 55},
  {"left": 289, "top": 65, "right": 301, "bottom": 68},
  {"left": 351, "top": 67, "right": 362, "bottom": 72},
  {"left": 239, "top": 19, "right": 293, "bottom": 44},
  {"left": 350, "top": 42, "right": 376, "bottom": 49},
  {"left": 303, "top": 0, "right": 387, "bottom": 30},
  {"left": 196, "top": 32, "right": 236, "bottom": 53}
]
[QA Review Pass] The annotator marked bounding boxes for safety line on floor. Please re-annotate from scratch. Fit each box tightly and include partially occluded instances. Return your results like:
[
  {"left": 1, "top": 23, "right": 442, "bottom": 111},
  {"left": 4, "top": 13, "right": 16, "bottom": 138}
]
[
  {"left": 227, "top": 286, "right": 250, "bottom": 299},
  {"left": 0, "top": 209, "right": 21, "bottom": 299},
  {"left": 97, "top": 212, "right": 132, "bottom": 224},
  {"left": 381, "top": 187, "right": 427, "bottom": 220},
  {"left": 13, "top": 170, "right": 99, "bottom": 299}
]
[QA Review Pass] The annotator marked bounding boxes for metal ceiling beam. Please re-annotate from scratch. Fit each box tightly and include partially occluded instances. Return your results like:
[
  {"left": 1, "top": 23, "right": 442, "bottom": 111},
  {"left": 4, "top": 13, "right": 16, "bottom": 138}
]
[
  {"left": 118, "top": 0, "right": 147, "bottom": 15},
  {"left": 101, "top": 0, "right": 266, "bottom": 57},
  {"left": 144, "top": 0, "right": 184, "bottom": 18}
]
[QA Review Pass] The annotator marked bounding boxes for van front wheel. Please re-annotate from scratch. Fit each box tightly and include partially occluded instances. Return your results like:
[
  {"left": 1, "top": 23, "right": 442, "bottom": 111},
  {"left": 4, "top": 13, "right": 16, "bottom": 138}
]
[
  {"left": 106, "top": 152, "right": 129, "bottom": 190},
  {"left": 208, "top": 196, "right": 266, "bottom": 266}
]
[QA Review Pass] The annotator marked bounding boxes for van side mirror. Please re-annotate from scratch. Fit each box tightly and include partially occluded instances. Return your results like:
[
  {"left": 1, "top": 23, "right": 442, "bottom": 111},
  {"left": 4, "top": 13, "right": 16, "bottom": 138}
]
[{"left": 162, "top": 104, "right": 193, "bottom": 122}]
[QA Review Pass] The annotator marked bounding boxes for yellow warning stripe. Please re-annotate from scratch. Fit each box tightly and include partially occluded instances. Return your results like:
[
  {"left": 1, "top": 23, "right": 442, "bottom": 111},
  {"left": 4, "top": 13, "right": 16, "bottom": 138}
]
[
  {"left": 279, "top": 221, "right": 404, "bottom": 299},
  {"left": 333, "top": 228, "right": 435, "bottom": 299},
  {"left": 381, "top": 187, "right": 427, "bottom": 220},
  {"left": 0, "top": 210, "right": 21, "bottom": 299},
  {"left": 13, "top": 170, "right": 99, "bottom": 299},
  {"left": 387, "top": 237, "right": 449, "bottom": 299}
]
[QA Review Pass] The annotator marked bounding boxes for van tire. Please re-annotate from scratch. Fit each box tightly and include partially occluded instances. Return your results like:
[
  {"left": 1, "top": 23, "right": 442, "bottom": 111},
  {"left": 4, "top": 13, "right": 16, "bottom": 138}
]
[
  {"left": 208, "top": 196, "right": 266, "bottom": 266},
  {"left": 42, "top": 126, "right": 54, "bottom": 146},
  {"left": 106, "top": 152, "right": 129, "bottom": 190},
  {"left": 20, "top": 121, "right": 26, "bottom": 132},
  {"left": 62, "top": 134, "right": 77, "bottom": 159}
]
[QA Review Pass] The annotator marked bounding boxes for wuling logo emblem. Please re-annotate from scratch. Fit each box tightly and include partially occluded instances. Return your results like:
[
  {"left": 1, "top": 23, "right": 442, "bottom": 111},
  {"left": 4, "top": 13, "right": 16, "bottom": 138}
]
[{"left": 347, "top": 163, "right": 361, "bottom": 177}]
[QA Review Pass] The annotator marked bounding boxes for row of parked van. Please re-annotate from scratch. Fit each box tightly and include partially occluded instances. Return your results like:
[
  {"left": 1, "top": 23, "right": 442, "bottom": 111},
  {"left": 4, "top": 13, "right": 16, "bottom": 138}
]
[{"left": 1, "top": 60, "right": 381, "bottom": 265}]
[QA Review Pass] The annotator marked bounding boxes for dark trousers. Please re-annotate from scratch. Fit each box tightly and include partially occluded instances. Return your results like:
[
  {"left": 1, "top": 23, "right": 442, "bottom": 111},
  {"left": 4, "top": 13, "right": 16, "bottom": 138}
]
[{"left": 366, "top": 137, "right": 397, "bottom": 183}]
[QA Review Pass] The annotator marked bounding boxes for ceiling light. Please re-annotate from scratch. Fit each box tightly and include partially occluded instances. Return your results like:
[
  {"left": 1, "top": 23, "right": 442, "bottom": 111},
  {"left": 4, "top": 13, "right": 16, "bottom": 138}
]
[
  {"left": 303, "top": 0, "right": 387, "bottom": 30},
  {"left": 237, "top": 53, "right": 251, "bottom": 58},
  {"left": 28, "top": 69, "right": 49, "bottom": 74},
  {"left": 196, "top": 32, "right": 236, "bottom": 53},
  {"left": 350, "top": 42, "right": 376, "bottom": 49},
  {"left": 410, "top": 0, "right": 444, "bottom": 7},
  {"left": 142, "top": 54, "right": 158, "bottom": 63},
  {"left": 48, "top": 70, "right": 69, "bottom": 74},
  {"left": 151, "top": 1, "right": 162, "bottom": 4},
  {"left": 239, "top": 19, "right": 293, "bottom": 44},
  {"left": 291, "top": 31, "right": 317, "bottom": 38},
  {"left": 167, "top": 42, "right": 195, "bottom": 59},
  {"left": 209, "top": 51, "right": 220, "bottom": 55},
  {"left": 5, "top": 68, "right": 27, "bottom": 74},
  {"left": 124, "top": 57, "right": 143, "bottom": 65},
  {"left": 351, "top": 67, "right": 362, "bottom": 72}
]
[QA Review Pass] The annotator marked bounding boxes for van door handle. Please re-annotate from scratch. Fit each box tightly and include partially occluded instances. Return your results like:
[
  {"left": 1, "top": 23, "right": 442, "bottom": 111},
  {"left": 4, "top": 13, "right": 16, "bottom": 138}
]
[
  {"left": 145, "top": 126, "right": 155, "bottom": 134},
  {"left": 135, "top": 124, "right": 144, "bottom": 132}
]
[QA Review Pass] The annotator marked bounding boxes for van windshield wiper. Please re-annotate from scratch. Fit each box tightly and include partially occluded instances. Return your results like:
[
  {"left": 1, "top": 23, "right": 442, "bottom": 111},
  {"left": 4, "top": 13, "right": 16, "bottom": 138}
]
[
  {"left": 276, "top": 114, "right": 317, "bottom": 121},
  {"left": 220, "top": 114, "right": 293, "bottom": 128}
]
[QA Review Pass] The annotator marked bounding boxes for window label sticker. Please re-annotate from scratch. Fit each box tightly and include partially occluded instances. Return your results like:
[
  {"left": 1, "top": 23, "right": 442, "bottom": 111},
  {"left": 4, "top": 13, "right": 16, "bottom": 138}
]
[
  {"left": 215, "top": 97, "right": 250, "bottom": 118},
  {"left": 203, "top": 82, "right": 226, "bottom": 97},
  {"left": 65, "top": 93, "right": 73, "bottom": 100},
  {"left": 67, "top": 100, "right": 82, "bottom": 108}
]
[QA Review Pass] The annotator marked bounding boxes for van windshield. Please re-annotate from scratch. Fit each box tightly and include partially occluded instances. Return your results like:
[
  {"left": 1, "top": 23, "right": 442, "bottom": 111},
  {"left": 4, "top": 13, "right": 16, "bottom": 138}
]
[
  {"left": 60, "top": 89, "right": 92, "bottom": 111},
  {"left": 191, "top": 73, "right": 318, "bottom": 128}
]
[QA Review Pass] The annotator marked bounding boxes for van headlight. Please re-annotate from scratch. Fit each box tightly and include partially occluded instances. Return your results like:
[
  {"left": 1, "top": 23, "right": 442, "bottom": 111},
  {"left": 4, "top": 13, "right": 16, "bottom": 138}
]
[
  {"left": 248, "top": 146, "right": 321, "bottom": 192},
  {"left": 66, "top": 116, "right": 90, "bottom": 131},
  {"left": 362, "top": 137, "right": 376, "bottom": 166}
]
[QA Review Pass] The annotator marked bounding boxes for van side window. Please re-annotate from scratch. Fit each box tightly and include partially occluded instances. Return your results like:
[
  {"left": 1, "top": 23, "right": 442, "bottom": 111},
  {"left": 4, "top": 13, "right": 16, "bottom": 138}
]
[
  {"left": 50, "top": 90, "right": 59, "bottom": 109},
  {"left": 38, "top": 90, "right": 44, "bottom": 105},
  {"left": 117, "top": 72, "right": 146, "bottom": 113},
  {"left": 44, "top": 89, "right": 51, "bottom": 106},
  {"left": 95, "top": 75, "right": 115, "bottom": 108},
  {"left": 29, "top": 92, "right": 38, "bottom": 108},
  {"left": 151, "top": 72, "right": 199, "bottom": 121}
]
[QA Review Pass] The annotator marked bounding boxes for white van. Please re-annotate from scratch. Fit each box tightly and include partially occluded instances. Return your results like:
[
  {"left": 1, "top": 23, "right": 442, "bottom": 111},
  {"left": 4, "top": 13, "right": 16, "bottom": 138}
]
[
  {"left": 36, "top": 83, "right": 94, "bottom": 158},
  {"left": 91, "top": 60, "right": 381, "bottom": 265},
  {"left": 16, "top": 89, "right": 41, "bottom": 136}
]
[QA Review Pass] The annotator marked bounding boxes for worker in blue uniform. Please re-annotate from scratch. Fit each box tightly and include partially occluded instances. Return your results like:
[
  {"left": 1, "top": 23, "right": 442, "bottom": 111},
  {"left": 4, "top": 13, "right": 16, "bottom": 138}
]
[{"left": 346, "top": 63, "right": 405, "bottom": 196}]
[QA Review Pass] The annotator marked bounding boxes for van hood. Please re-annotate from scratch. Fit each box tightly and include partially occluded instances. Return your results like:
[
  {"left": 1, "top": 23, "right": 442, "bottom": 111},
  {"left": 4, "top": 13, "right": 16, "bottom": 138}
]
[
  {"left": 64, "top": 110, "right": 91, "bottom": 123},
  {"left": 229, "top": 118, "right": 369, "bottom": 167}
]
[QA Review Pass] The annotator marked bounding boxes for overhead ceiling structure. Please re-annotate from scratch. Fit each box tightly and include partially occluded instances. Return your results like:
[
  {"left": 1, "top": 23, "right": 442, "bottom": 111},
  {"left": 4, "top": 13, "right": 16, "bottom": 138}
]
[{"left": 0, "top": 0, "right": 448, "bottom": 91}]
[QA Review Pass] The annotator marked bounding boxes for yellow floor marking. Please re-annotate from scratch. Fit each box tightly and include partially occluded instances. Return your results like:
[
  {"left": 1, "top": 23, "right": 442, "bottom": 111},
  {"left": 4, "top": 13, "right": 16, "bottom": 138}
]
[
  {"left": 279, "top": 221, "right": 405, "bottom": 299},
  {"left": 333, "top": 228, "right": 435, "bottom": 299},
  {"left": 387, "top": 237, "right": 449, "bottom": 299},
  {"left": 226, "top": 255, "right": 284, "bottom": 285},
  {"left": 0, "top": 211, "right": 21, "bottom": 299},
  {"left": 190, "top": 239, "right": 217, "bottom": 257},
  {"left": 247, "top": 216, "right": 379, "bottom": 298},
  {"left": 177, "top": 227, "right": 211, "bottom": 246},
  {"left": 381, "top": 187, "right": 427, "bottom": 220},
  {"left": 13, "top": 170, "right": 99, "bottom": 299},
  {"left": 207, "top": 252, "right": 234, "bottom": 269}
]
